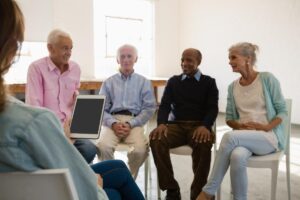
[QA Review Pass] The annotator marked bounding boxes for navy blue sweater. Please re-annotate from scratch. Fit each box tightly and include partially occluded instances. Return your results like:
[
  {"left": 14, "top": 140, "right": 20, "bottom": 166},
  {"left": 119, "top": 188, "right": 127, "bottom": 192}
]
[{"left": 157, "top": 74, "right": 219, "bottom": 129}]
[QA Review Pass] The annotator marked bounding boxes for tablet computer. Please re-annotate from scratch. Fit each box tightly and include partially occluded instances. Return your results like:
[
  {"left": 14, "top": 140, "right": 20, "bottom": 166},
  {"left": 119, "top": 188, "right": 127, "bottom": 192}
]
[{"left": 70, "top": 95, "right": 106, "bottom": 139}]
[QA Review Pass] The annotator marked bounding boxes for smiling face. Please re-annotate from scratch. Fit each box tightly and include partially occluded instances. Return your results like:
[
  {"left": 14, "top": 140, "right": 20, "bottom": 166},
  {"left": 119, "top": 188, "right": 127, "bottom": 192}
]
[
  {"left": 228, "top": 50, "right": 250, "bottom": 73},
  {"left": 48, "top": 36, "right": 73, "bottom": 67},
  {"left": 181, "top": 49, "right": 201, "bottom": 76}
]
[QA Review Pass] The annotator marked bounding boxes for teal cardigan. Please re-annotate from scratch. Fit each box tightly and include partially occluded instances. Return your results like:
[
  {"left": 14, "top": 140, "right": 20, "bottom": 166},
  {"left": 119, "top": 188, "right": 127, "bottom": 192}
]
[{"left": 226, "top": 72, "right": 287, "bottom": 150}]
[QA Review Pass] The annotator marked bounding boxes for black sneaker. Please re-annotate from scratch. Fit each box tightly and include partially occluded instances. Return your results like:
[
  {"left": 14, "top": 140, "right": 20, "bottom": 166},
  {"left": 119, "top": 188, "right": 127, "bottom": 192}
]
[{"left": 165, "top": 189, "right": 181, "bottom": 200}]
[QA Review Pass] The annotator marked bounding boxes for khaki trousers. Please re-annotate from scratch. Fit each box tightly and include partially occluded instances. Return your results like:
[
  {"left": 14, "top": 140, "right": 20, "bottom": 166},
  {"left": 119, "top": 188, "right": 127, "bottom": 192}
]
[{"left": 96, "top": 115, "right": 149, "bottom": 178}]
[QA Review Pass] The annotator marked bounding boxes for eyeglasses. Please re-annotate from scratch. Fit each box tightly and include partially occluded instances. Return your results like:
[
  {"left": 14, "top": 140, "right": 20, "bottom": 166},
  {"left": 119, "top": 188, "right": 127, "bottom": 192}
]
[{"left": 11, "top": 41, "right": 22, "bottom": 65}]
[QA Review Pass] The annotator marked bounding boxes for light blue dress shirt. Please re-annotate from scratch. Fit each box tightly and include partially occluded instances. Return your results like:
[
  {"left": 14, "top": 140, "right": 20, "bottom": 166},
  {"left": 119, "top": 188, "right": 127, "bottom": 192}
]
[
  {"left": 99, "top": 72, "right": 156, "bottom": 128},
  {"left": 0, "top": 97, "right": 108, "bottom": 200},
  {"left": 181, "top": 69, "right": 201, "bottom": 81}
]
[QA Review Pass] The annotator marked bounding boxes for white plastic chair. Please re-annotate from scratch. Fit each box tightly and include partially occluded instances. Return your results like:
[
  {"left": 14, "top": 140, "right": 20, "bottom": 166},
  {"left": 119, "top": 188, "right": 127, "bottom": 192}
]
[
  {"left": 157, "top": 123, "right": 217, "bottom": 199},
  {"left": 115, "top": 143, "right": 150, "bottom": 198},
  {"left": 217, "top": 99, "right": 292, "bottom": 200},
  {"left": 115, "top": 122, "right": 151, "bottom": 198},
  {"left": 0, "top": 168, "right": 79, "bottom": 200}
]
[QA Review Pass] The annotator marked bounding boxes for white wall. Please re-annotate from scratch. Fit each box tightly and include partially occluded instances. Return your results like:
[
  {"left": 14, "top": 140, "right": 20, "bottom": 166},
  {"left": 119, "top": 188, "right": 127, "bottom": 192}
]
[
  {"left": 17, "top": 0, "right": 53, "bottom": 41},
  {"left": 174, "top": 0, "right": 300, "bottom": 124},
  {"left": 154, "top": 0, "right": 181, "bottom": 76},
  {"left": 18, "top": 0, "right": 300, "bottom": 123},
  {"left": 18, "top": 0, "right": 95, "bottom": 78},
  {"left": 52, "top": 0, "right": 95, "bottom": 78}
]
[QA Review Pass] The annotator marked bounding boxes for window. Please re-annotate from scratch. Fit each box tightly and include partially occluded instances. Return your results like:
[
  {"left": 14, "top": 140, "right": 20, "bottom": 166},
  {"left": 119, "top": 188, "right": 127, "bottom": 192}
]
[
  {"left": 4, "top": 41, "right": 48, "bottom": 83},
  {"left": 94, "top": 0, "right": 154, "bottom": 78}
]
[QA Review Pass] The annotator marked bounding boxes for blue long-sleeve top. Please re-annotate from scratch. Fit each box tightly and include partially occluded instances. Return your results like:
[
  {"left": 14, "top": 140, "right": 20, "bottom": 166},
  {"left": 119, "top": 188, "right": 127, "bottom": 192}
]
[{"left": 99, "top": 72, "right": 156, "bottom": 128}]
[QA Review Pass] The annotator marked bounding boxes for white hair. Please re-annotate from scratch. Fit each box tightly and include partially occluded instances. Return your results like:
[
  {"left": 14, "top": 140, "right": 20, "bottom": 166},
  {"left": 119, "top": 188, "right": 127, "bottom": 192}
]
[
  {"left": 47, "top": 29, "right": 71, "bottom": 44},
  {"left": 116, "top": 44, "right": 138, "bottom": 60},
  {"left": 229, "top": 42, "right": 259, "bottom": 65}
]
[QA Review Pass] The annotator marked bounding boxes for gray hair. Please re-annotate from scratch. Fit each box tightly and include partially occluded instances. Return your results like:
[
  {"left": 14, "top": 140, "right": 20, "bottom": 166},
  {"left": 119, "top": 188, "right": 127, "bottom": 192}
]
[
  {"left": 47, "top": 29, "right": 71, "bottom": 44},
  {"left": 229, "top": 42, "right": 259, "bottom": 65},
  {"left": 116, "top": 44, "right": 138, "bottom": 60}
]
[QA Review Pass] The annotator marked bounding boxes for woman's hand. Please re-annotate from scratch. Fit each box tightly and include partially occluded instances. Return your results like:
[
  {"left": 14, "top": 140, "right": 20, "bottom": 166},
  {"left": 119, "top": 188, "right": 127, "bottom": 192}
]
[
  {"left": 96, "top": 174, "right": 103, "bottom": 188},
  {"left": 227, "top": 117, "right": 282, "bottom": 132},
  {"left": 63, "top": 118, "right": 75, "bottom": 144},
  {"left": 244, "top": 122, "right": 271, "bottom": 132}
]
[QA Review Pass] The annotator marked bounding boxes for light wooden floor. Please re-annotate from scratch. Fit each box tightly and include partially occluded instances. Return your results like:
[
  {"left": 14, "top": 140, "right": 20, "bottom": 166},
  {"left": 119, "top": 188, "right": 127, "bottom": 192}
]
[{"left": 115, "top": 113, "right": 300, "bottom": 200}]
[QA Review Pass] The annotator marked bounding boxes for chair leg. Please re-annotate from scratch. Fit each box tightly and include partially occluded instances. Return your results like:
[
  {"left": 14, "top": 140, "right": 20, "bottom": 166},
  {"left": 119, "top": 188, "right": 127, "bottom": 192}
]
[
  {"left": 157, "top": 173, "right": 161, "bottom": 199},
  {"left": 144, "top": 156, "right": 149, "bottom": 198},
  {"left": 270, "top": 165, "right": 279, "bottom": 200},
  {"left": 216, "top": 187, "right": 221, "bottom": 200},
  {"left": 286, "top": 155, "right": 291, "bottom": 200}
]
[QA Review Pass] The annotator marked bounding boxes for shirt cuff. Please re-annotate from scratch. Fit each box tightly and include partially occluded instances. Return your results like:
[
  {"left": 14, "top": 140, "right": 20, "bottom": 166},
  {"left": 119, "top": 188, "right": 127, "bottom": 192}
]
[{"left": 107, "top": 119, "right": 118, "bottom": 128}]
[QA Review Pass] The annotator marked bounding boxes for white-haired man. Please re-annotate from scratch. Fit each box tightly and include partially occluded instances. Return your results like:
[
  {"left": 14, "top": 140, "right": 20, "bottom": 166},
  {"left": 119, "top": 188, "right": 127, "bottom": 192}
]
[
  {"left": 26, "top": 29, "right": 97, "bottom": 163},
  {"left": 97, "top": 44, "right": 156, "bottom": 178}
]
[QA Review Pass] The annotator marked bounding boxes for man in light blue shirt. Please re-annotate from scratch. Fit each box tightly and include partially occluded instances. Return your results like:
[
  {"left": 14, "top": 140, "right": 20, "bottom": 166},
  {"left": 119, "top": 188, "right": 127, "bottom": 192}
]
[{"left": 96, "top": 44, "right": 156, "bottom": 178}]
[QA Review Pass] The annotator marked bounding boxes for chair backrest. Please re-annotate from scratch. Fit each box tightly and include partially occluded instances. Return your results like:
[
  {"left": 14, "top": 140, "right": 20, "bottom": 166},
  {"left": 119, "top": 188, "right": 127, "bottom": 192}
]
[
  {"left": 283, "top": 99, "right": 292, "bottom": 154},
  {"left": 0, "top": 168, "right": 79, "bottom": 200}
]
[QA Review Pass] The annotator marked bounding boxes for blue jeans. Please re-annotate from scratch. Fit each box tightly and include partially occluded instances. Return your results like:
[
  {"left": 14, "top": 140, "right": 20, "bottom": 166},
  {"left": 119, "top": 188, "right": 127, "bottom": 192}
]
[
  {"left": 91, "top": 160, "right": 145, "bottom": 200},
  {"left": 202, "top": 131, "right": 276, "bottom": 200},
  {"left": 74, "top": 139, "right": 97, "bottom": 163}
]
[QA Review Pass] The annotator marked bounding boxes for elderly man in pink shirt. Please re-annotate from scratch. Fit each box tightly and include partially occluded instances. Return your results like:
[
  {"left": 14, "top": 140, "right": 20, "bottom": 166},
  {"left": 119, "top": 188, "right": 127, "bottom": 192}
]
[{"left": 25, "top": 29, "right": 97, "bottom": 163}]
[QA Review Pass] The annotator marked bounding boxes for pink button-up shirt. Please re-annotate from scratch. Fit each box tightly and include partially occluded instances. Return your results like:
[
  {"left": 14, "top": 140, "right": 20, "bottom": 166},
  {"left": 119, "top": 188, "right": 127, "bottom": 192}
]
[{"left": 25, "top": 57, "right": 81, "bottom": 123}]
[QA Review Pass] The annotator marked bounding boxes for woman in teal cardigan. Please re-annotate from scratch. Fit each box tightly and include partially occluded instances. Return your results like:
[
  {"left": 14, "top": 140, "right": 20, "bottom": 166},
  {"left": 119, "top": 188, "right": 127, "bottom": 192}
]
[{"left": 198, "top": 42, "right": 287, "bottom": 200}]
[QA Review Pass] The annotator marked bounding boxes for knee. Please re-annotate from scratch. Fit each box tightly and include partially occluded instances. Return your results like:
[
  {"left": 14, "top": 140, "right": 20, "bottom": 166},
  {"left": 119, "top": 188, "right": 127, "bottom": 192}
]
[
  {"left": 149, "top": 137, "right": 168, "bottom": 151},
  {"left": 230, "top": 149, "right": 249, "bottom": 170},
  {"left": 97, "top": 141, "right": 113, "bottom": 152},
  {"left": 132, "top": 145, "right": 149, "bottom": 158},
  {"left": 219, "top": 132, "right": 235, "bottom": 149},
  {"left": 104, "top": 188, "right": 121, "bottom": 200},
  {"left": 110, "top": 159, "right": 127, "bottom": 168},
  {"left": 74, "top": 140, "right": 97, "bottom": 163}
]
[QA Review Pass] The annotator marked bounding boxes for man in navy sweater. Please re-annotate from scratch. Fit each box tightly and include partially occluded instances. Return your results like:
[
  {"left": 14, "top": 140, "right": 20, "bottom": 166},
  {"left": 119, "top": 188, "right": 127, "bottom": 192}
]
[{"left": 150, "top": 48, "right": 219, "bottom": 200}]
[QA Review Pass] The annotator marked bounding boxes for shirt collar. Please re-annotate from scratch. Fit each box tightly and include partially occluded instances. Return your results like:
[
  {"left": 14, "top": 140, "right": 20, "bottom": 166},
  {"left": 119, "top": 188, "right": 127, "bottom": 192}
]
[
  {"left": 47, "top": 57, "right": 71, "bottom": 72},
  {"left": 181, "top": 70, "right": 201, "bottom": 81},
  {"left": 118, "top": 70, "right": 135, "bottom": 80}
]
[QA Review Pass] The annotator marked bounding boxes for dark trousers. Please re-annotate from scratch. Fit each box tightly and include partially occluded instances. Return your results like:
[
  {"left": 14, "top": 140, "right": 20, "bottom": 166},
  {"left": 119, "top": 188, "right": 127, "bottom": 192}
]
[
  {"left": 91, "top": 160, "right": 145, "bottom": 200},
  {"left": 150, "top": 122, "right": 213, "bottom": 200},
  {"left": 74, "top": 139, "right": 97, "bottom": 164}
]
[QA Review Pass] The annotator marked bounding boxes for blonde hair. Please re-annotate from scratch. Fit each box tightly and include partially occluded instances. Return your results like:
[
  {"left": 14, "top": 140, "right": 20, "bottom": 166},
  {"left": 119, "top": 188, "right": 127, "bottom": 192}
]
[
  {"left": 0, "top": 0, "right": 24, "bottom": 112},
  {"left": 229, "top": 42, "right": 259, "bottom": 65}
]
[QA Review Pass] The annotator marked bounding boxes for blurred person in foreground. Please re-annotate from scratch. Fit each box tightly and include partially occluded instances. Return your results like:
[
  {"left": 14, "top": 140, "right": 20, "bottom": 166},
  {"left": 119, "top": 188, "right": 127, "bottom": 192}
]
[{"left": 0, "top": 1, "right": 145, "bottom": 199}]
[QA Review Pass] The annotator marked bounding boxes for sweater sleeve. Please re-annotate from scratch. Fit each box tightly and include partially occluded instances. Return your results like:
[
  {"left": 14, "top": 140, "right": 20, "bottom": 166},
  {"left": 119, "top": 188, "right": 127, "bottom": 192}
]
[
  {"left": 157, "top": 78, "right": 173, "bottom": 125},
  {"left": 225, "top": 82, "right": 238, "bottom": 122}
]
